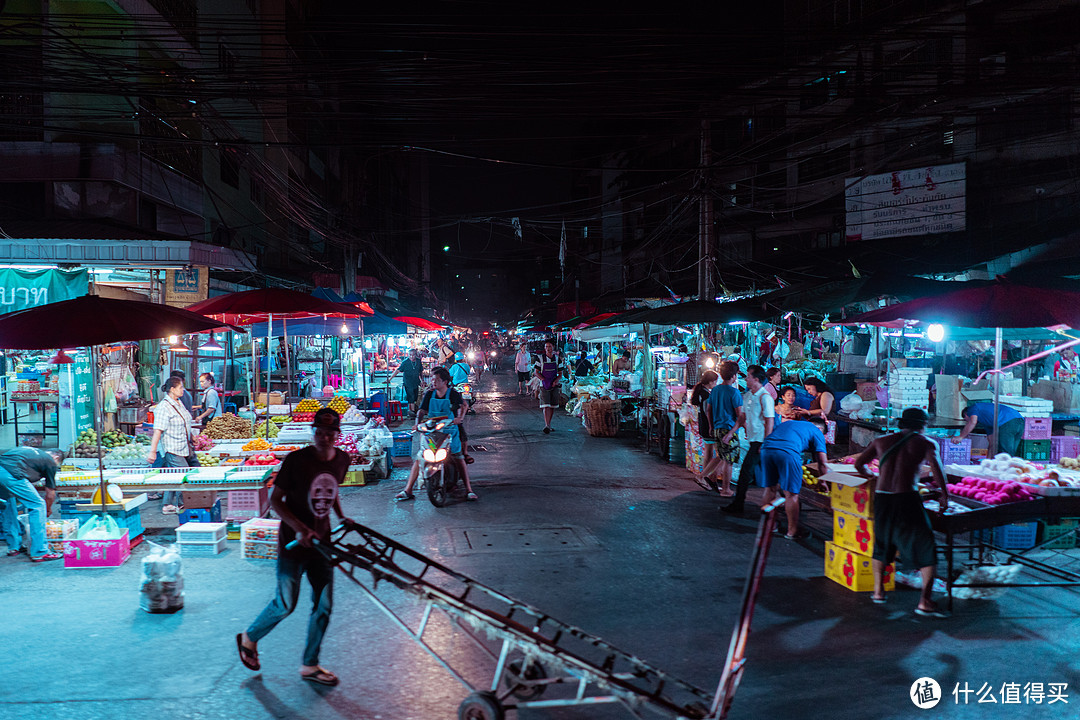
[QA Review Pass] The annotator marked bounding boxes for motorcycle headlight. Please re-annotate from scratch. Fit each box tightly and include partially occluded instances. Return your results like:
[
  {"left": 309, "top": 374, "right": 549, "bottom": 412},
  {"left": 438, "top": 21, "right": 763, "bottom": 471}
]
[
  {"left": 434, "top": 448, "right": 448, "bottom": 461},
  {"left": 423, "top": 449, "right": 437, "bottom": 462},
  {"left": 490, "top": 351, "right": 496, "bottom": 356}
]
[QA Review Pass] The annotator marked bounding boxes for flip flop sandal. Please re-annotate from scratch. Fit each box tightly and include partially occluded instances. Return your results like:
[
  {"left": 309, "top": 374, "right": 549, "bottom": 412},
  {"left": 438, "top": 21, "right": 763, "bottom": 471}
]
[
  {"left": 914, "top": 607, "right": 950, "bottom": 618},
  {"left": 467, "top": 492, "right": 479, "bottom": 501},
  {"left": 394, "top": 491, "right": 415, "bottom": 501},
  {"left": 236, "top": 634, "right": 260, "bottom": 671},
  {"left": 464, "top": 455, "right": 475, "bottom": 464},
  {"left": 871, "top": 595, "right": 888, "bottom": 605},
  {"left": 30, "top": 553, "right": 62, "bottom": 562},
  {"left": 301, "top": 668, "right": 339, "bottom": 686},
  {"left": 6, "top": 549, "right": 24, "bottom": 557}
]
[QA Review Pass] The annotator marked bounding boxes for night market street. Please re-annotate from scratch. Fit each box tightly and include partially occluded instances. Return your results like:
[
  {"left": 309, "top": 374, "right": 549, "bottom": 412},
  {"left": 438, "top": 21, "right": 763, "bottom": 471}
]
[{"left": 1, "top": 371, "right": 1078, "bottom": 720}]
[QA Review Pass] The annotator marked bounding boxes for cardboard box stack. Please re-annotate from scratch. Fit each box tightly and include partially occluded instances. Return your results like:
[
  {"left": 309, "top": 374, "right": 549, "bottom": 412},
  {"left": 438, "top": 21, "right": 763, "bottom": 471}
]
[{"left": 825, "top": 472, "right": 894, "bottom": 592}]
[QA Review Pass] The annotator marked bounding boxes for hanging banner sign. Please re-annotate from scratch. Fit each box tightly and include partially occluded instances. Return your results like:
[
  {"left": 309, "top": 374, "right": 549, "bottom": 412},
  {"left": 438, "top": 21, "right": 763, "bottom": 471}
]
[
  {"left": 72, "top": 355, "right": 94, "bottom": 434},
  {"left": 164, "top": 266, "right": 209, "bottom": 307},
  {"left": 845, "top": 162, "right": 966, "bottom": 242},
  {"left": 0, "top": 268, "right": 89, "bottom": 313}
]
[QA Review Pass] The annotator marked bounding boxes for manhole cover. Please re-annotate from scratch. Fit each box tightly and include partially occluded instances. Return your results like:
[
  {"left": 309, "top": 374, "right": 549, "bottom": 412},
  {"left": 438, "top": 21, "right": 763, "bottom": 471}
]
[{"left": 449, "top": 526, "right": 598, "bottom": 555}]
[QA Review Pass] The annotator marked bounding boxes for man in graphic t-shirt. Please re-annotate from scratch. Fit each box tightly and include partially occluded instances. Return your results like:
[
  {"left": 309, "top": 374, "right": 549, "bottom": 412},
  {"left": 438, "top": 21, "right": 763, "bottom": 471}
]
[{"left": 238, "top": 408, "right": 354, "bottom": 687}]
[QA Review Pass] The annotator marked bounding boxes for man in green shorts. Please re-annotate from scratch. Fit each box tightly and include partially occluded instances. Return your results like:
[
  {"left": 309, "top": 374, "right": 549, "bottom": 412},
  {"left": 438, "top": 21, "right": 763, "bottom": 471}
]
[{"left": 854, "top": 408, "right": 950, "bottom": 617}]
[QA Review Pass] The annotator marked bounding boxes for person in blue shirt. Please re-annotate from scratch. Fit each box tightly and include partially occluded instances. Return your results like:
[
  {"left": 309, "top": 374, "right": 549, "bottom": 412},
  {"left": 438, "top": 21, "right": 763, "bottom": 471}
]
[
  {"left": 759, "top": 417, "right": 829, "bottom": 539},
  {"left": 448, "top": 352, "right": 472, "bottom": 386},
  {"left": 702, "top": 361, "right": 743, "bottom": 496},
  {"left": 953, "top": 402, "right": 1024, "bottom": 456}
]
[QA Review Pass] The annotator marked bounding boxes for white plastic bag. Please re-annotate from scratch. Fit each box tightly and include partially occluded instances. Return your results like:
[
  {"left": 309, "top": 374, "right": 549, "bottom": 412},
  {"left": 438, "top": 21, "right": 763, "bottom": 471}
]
[
  {"left": 865, "top": 339, "right": 879, "bottom": 368},
  {"left": 140, "top": 541, "right": 185, "bottom": 613}
]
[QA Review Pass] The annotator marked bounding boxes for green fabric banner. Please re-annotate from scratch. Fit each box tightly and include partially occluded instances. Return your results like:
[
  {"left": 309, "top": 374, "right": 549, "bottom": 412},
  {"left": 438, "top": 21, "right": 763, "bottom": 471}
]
[{"left": 0, "top": 268, "right": 89, "bottom": 313}]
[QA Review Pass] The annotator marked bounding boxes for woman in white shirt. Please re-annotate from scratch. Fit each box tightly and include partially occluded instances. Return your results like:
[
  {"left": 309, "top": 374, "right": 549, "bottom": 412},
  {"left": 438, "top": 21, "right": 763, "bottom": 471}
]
[{"left": 147, "top": 377, "right": 200, "bottom": 514}]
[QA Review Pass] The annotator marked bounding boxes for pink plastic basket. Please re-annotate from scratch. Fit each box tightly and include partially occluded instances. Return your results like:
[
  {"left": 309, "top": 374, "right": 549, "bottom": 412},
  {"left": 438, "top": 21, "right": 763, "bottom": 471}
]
[
  {"left": 1050, "top": 436, "right": 1080, "bottom": 463},
  {"left": 1023, "top": 417, "right": 1052, "bottom": 440}
]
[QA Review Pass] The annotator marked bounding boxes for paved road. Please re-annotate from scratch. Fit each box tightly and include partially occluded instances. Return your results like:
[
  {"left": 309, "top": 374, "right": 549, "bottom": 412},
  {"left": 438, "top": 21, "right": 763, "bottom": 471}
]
[{"left": 2, "top": 371, "right": 1079, "bottom": 719}]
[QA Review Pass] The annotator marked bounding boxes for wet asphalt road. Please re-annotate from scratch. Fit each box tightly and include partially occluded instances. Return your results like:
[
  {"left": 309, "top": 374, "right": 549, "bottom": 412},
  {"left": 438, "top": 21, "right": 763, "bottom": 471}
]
[{"left": 2, "top": 370, "right": 1080, "bottom": 720}]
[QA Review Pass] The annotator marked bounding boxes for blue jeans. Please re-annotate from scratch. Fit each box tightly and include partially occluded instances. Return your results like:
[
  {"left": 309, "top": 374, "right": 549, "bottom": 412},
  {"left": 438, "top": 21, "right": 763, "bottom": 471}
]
[
  {"left": 159, "top": 451, "right": 197, "bottom": 507},
  {"left": 246, "top": 550, "right": 334, "bottom": 667},
  {"left": 0, "top": 466, "right": 47, "bottom": 556}
]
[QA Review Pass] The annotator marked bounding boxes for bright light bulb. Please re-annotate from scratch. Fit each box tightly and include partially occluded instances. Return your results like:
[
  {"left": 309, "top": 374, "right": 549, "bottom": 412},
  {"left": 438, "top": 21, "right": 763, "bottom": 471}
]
[
  {"left": 364, "top": 338, "right": 373, "bottom": 350},
  {"left": 705, "top": 357, "right": 716, "bottom": 369},
  {"left": 340, "top": 321, "right": 348, "bottom": 334},
  {"left": 927, "top": 324, "right": 945, "bottom": 343}
]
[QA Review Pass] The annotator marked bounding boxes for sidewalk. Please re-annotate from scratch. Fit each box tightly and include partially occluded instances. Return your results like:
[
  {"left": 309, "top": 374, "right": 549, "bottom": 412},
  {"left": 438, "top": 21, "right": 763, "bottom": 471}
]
[{"left": 1, "top": 371, "right": 1079, "bottom": 719}]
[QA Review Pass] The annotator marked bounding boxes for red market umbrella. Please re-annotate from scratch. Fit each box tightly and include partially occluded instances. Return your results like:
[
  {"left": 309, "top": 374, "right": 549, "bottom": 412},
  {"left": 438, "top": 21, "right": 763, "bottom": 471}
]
[
  {"left": 187, "top": 289, "right": 374, "bottom": 431},
  {"left": 394, "top": 315, "right": 446, "bottom": 331},
  {"left": 836, "top": 279, "right": 1080, "bottom": 329},
  {"left": 0, "top": 295, "right": 246, "bottom": 515},
  {"left": 834, "top": 278, "right": 1080, "bottom": 456},
  {"left": 0, "top": 294, "right": 242, "bottom": 350},
  {"left": 186, "top": 288, "right": 372, "bottom": 325}
]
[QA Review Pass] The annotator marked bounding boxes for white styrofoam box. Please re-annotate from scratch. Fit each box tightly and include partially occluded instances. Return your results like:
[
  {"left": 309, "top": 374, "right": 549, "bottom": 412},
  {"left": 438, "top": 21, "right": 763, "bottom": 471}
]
[
  {"left": 176, "top": 522, "right": 227, "bottom": 544},
  {"left": 179, "top": 537, "right": 228, "bottom": 556}
]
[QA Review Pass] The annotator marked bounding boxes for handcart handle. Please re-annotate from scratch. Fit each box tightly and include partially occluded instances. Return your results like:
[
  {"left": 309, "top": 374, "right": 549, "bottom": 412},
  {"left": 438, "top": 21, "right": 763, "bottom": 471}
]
[{"left": 285, "top": 537, "right": 320, "bottom": 551}]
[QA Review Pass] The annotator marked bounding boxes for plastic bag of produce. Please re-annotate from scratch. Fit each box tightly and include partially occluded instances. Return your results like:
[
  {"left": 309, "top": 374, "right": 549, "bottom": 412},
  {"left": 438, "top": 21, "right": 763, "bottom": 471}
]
[
  {"left": 840, "top": 393, "right": 863, "bottom": 414},
  {"left": 371, "top": 425, "right": 394, "bottom": 450},
  {"left": 78, "top": 514, "right": 122, "bottom": 539},
  {"left": 140, "top": 540, "right": 185, "bottom": 613}
]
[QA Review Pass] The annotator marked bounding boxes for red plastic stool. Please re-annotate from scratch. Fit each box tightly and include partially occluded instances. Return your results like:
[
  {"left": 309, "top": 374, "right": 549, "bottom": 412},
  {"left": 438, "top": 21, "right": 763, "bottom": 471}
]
[{"left": 386, "top": 400, "right": 403, "bottom": 422}]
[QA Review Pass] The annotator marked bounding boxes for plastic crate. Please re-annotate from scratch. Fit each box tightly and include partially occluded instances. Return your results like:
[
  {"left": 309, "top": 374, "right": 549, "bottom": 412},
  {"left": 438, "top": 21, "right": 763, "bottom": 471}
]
[
  {"left": 178, "top": 500, "right": 222, "bottom": 524},
  {"left": 1050, "top": 436, "right": 1080, "bottom": 464},
  {"left": 1020, "top": 439, "right": 1051, "bottom": 461},
  {"left": 176, "top": 521, "right": 227, "bottom": 544},
  {"left": 391, "top": 432, "right": 413, "bottom": 458},
  {"left": 241, "top": 517, "right": 280, "bottom": 560},
  {"left": 1022, "top": 416, "right": 1052, "bottom": 440},
  {"left": 933, "top": 437, "right": 971, "bottom": 465},
  {"left": 227, "top": 488, "right": 269, "bottom": 518},
  {"left": 1039, "top": 519, "right": 1079, "bottom": 550},
  {"left": 179, "top": 537, "right": 228, "bottom": 556},
  {"left": 976, "top": 522, "right": 1039, "bottom": 550}
]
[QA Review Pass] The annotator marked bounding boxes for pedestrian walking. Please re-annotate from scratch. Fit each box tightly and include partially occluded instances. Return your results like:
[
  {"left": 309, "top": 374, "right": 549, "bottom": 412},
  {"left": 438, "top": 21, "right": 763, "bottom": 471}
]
[
  {"left": 0, "top": 447, "right": 64, "bottom": 562},
  {"left": 854, "top": 408, "right": 950, "bottom": 617},
  {"left": 535, "top": 341, "right": 564, "bottom": 434},
  {"left": 237, "top": 408, "right": 355, "bottom": 686},
  {"left": 724, "top": 365, "right": 774, "bottom": 515},
  {"left": 701, "top": 361, "right": 743, "bottom": 496},
  {"left": 514, "top": 344, "right": 531, "bottom": 394},
  {"left": 147, "top": 376, "right": 200, "bottom": 514},
  {"left": 689, "top": 370, "right": 719, "bottom": 491}
]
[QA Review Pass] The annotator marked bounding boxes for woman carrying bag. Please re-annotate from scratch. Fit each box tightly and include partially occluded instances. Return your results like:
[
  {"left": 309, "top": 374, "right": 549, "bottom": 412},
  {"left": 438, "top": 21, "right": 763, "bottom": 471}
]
[{"left": 147, "top": 376, "right": 201, "bottom": 514}]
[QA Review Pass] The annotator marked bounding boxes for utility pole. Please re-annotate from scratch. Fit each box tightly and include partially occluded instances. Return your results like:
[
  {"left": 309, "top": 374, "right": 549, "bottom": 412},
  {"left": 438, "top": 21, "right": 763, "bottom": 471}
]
[{"left": 698, "top": 119, "right": 713, "bottom": 301}]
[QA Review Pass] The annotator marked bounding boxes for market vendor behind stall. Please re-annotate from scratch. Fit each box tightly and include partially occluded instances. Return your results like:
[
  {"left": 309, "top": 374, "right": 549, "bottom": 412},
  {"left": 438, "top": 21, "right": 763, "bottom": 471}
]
[{"left": 953, "top": 402, "right": 1024, "bottom": 456}]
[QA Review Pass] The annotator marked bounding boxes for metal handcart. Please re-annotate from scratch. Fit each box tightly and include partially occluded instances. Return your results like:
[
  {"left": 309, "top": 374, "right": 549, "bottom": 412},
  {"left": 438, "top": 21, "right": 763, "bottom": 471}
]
[{"left": 298, "top": 499, "right": 785, "bottom": 720}]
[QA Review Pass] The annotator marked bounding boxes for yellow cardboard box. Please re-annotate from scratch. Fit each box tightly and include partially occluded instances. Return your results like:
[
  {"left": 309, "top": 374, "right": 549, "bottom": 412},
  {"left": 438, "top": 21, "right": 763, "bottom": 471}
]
[
  {"left": 825, "top": 540, "right": 894, "bottom": 592},
  {"left": 833, "top": 510, "right": 875, "bottom": 555},
  {"left": 827, "top": 473, "right": 874, "bottom": 518},
  {"left": 341, "top": 470, "right": 366, "bottom": 486}
]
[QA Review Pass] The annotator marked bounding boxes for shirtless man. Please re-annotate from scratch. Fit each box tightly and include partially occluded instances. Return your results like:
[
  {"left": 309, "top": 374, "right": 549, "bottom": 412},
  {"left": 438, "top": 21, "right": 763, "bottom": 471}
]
[{"left": 854, "top": 407, "right": 950, "bottom": 617}]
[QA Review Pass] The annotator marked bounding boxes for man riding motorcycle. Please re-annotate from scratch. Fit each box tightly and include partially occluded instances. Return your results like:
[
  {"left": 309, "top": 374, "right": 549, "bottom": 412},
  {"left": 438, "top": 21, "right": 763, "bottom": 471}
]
[{"left": 394, "top": 367, "right": 478, "bottom": 501}]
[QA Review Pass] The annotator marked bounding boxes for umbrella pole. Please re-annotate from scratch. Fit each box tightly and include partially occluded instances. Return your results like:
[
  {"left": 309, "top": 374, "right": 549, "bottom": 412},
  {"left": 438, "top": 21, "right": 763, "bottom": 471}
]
[
  {"left": 249, "top": 331, "right": 256, "bottom": 411},
  {"left": 991, "top": 326, "right": 1002, "bottom": 457},
  {"left": 283, "top": 318, "right": 292, "bottom": 434},
  {"left": 91, "top": 345, "right": 107, "bottom": 515},
  {"left": 266, "top": 313, "right": 272, "bottom": 423}
]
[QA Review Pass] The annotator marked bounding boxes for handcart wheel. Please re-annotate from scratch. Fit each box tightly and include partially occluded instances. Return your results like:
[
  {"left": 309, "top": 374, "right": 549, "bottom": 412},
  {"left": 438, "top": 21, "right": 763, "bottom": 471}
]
[
  {"left": 502, "top": 658, "right": 547, "bottom": 700},
  {"left": 458, "top": 691, "right": 504, "bottom": 720}
]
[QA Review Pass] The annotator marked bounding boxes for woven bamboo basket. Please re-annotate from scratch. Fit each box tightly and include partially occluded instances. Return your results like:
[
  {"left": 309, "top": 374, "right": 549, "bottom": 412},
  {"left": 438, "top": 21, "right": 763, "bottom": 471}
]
[{"left": 583, "top": 398, "right": 620, "bottom": 437}]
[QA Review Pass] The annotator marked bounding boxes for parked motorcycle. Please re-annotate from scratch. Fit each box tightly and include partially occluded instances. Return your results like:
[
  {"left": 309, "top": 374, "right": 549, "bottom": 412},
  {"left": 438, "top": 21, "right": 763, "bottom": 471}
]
[{"left": 416, "top": 415, "right": 461, "bottom": 507}]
